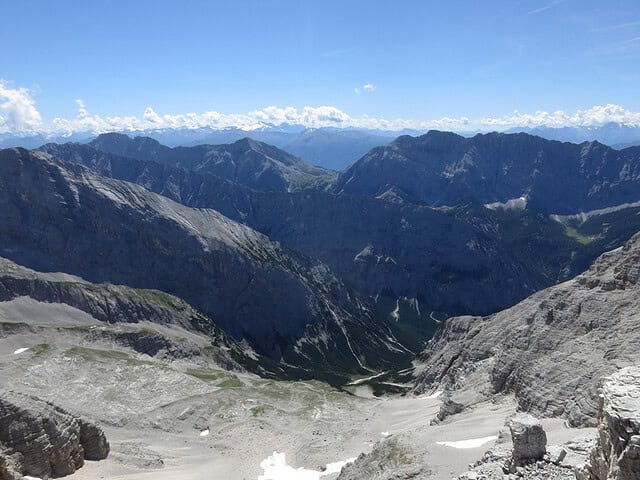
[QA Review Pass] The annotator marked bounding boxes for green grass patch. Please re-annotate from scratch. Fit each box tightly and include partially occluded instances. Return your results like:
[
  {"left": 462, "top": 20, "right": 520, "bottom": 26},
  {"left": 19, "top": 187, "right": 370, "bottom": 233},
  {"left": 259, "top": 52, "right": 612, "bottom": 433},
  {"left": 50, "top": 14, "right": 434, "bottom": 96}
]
[
  {"left": 564, "top": 226, "right": 597, "bottom": 245},
  {"left": 185, "top": 367, "right": 227, "bottom": 382},
  {"left": 216, "top": 377, "right": 244, "bottom": 388},
  {"left": 31, "top": 343, "right": 50, "bottom": 356},
  {"left": 250, "top": 405, "right": 270, "bottom": 417},
  {"left": 132, "top": 288, "right": 183, "bottom": 308}
]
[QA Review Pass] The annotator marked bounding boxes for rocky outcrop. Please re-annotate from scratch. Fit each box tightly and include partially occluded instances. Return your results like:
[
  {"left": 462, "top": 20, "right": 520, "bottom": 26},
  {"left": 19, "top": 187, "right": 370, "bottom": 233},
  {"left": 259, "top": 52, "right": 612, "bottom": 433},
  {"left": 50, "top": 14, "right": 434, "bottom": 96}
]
[
  {"left": 0, "top": 391, "right": 109, "bottom": 479},
  {"left": 336, "top": 437, "right": 431, "bottom": 480},
  {"left": 414, "top": 233, "right": 640, "bottom": 426},
  {"left": 331, "top": 130, "right": 640, "bottom": 214},
  {"left": 508, "top": 414, "right": 547, "bottom": 469},
  {"left": 575, "top": 366, "right": 640, "bottom": 480}
]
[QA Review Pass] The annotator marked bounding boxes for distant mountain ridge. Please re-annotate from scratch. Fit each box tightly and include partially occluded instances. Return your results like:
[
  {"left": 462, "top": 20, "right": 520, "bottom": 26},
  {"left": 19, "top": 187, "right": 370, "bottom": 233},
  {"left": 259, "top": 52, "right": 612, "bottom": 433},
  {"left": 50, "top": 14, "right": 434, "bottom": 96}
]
[
  {"left": 89, "top": 132, "right": 334, "bottom": 192},
  {"left": 507, "top": 121, "right": 640, "bottom": 147},
  {"left": 331, "top": 130, "right": 640, "bottom": 214}
]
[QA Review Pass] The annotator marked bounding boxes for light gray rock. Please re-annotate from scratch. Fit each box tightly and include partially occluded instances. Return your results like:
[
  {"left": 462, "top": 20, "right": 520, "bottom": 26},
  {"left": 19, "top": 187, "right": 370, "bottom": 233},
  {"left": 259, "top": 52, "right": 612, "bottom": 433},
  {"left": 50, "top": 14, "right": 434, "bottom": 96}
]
[
  {"left": 0, "top": 391, "right": 109, "bottom": 479},
  {"left": 575, "top": 366, "right": 640, "bottom": 480},
  {"left": 508, "top": 414, "right": 547, "bottom": 468},
  {"left": 414, "top": 233, "right": 640, "bottom": 426},
  {"left": 336, "top": 437, "right": 432, "bottom": 480}
]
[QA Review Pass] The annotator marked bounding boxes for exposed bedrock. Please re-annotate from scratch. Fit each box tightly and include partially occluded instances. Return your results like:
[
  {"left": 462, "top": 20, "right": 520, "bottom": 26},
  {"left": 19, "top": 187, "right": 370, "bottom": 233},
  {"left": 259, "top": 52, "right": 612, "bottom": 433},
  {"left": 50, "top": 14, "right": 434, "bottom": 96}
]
[
  {"left": 576, "top": 366, "right": 640, "bottom": 480},
  {"left": 0, "top": 391, "right": 109, "bottom": 479}
]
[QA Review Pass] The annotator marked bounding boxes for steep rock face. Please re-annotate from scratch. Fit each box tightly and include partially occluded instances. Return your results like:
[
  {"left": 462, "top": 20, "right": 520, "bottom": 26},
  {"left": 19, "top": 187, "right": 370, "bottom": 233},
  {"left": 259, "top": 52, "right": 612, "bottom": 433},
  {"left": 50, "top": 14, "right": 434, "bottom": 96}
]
[
  {"left": 0, "top": 391, "right": 109, "bottom": 479},
  {"left": 0, "top": 148, "right": 406, "bottom": 376},
  {"left": 414, "top": 232, "right": 640, "bottom": 426},
  {"left": 38, "top": 142, "right": 636, "bottom": 321},
  {"left": 331, "top": 131, "right": 640, "bottom": 214},
  {"left": 576, "top": 366, "right": 640, "bottom": 480},
  {"left": 89, "top": 133, "right": 333, "bottom": 192}
]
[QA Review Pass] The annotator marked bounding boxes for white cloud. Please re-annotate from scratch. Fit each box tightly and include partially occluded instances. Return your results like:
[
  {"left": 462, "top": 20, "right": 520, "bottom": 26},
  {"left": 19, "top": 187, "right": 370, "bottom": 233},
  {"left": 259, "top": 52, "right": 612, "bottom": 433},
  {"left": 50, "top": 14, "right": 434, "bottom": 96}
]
[
  {"left": 26, "top": 102, "right": 640, "bottom": 135},
  {"left": 355, "top": 83, "right": 376, "bottom": 95},
  {"left": 2, "top": 80, "right": 640, "bottom": 135},
  {"left": 0, "top": 81, "right": 43, "bottom": 133},
  {"left": 75, "top": 98, "right": 88, "bottom": 119}
]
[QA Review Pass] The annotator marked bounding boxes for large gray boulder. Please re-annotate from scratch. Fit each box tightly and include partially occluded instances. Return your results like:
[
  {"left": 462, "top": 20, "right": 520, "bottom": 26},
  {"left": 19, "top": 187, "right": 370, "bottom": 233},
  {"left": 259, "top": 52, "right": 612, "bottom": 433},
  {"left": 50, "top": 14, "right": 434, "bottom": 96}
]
[
  {"left": 576, "top": 366, "right": 640, "bottom": 480},
  {"left": 508, "top": 413, "right": 547, "bottom": 468},
  {"left": 0, "top": 391, "right": 109, "bottom": 479}
]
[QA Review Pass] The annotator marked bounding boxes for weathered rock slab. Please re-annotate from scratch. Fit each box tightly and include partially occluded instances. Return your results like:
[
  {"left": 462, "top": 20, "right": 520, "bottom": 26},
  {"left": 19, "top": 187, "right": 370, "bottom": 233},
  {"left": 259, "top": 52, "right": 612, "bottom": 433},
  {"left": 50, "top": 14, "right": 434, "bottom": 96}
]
[{"left": 0, "top": 391, "right": 109, "bottom": 479}]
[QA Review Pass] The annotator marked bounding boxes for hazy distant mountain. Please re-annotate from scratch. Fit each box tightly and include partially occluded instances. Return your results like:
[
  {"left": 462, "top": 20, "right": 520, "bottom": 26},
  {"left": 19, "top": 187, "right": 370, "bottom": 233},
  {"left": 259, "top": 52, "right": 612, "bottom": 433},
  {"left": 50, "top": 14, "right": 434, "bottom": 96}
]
[
  {"left": 0, "top": 131, "right": 95, "bottom": 149},
  {"left": 331, "top": 130, "right": 640, "bottom": 214},
  {"left": 507, "top": 122, "right": 640, "bottom": 147},
  {"left": 145, "top": 126, "right": 397, "bottom": 170},
  {"left": 89, "top": 132, "right": 335, "bottom": 192},
  {"left": 280, "top": 128, "right": 395, "bottom": 170}
]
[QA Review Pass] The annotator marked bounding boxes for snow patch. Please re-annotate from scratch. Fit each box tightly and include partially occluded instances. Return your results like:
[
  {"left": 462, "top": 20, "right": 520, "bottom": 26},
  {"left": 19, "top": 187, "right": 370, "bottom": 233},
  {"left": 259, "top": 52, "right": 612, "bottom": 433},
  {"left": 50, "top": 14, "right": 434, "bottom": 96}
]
[
  {"left": 13, "top": 347, "right": 29, "bottom": 354},
  {"left": 436, "top": 435, "right": 498, "bottom": 449},
  {"left": 199, "top": 429, "right": 210, "bottom": 437},
  {"left": 391, "top": 299, "right": 400, "bottom": 322},
  {"left": 420, "top": 390, "right": 443, "bottom": 399},
  {"left": 485, "top": 196, "right": 527, "bottom": 211},
  {"left": 258, "top": 452, "right": 356, "bottom": 480},
  {"left": 381, "top": 431, "right": 391, "bottom": 437}
]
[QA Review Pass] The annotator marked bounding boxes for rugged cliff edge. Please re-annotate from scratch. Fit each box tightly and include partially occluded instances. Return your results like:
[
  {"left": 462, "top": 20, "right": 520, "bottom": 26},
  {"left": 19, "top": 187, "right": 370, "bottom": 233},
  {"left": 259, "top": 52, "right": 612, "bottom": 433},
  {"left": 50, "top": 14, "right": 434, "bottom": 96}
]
[
  {"left": 414, "top": 232, "right": 640, "bottom": 427},
  {"left": 576, "top": 366, "right": 640, "bottom": 480},
  {"left": 0, "top": 391, "right": 109, "bottom": 479}
]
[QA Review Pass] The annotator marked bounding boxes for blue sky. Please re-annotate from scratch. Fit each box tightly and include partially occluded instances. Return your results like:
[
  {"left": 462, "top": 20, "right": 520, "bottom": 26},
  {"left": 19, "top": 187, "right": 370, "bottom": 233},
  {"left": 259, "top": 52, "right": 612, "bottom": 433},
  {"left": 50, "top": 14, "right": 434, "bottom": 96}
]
[{"left": 1, "top": 0, "right": 640, "bottom": 132}]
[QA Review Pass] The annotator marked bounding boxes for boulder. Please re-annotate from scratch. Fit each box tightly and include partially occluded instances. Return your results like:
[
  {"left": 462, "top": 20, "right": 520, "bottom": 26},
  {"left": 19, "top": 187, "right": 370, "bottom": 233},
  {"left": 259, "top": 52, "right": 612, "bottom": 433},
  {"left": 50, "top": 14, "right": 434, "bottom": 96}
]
[{"left": 508, "top": 413, "right": 547, "bottom": 468}]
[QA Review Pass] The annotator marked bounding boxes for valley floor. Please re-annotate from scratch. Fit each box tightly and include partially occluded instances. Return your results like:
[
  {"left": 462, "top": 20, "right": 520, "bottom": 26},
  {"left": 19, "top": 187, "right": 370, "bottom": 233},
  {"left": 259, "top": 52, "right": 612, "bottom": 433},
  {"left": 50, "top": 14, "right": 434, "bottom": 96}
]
[{"left": 0, "top": 298, "right": 594, "bottom": 479}]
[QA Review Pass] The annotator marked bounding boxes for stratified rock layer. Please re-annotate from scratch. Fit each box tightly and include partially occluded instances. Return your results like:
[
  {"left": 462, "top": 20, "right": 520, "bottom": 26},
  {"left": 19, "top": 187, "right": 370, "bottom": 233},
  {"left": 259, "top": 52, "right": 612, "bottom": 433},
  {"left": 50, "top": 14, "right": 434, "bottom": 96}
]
[
  {"left": 0, "top": 391, "right": 109, "bottom": 479},
  {"left": 576, "top": 366, "right": 640, "bottom": 480}
]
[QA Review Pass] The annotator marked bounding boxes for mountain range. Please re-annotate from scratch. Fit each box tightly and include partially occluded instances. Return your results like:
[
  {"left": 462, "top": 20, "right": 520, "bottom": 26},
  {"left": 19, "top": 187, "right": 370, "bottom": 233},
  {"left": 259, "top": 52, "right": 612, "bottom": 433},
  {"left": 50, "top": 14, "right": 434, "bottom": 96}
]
[
  {"left": 0, "top": 147, "right": 412, "bottom": 381},
  {"left": 2, "top": 126, "right": 640, "bottom": 478},
  {"left": 332, "top": 130, "right": 640, "bottom": 214}
]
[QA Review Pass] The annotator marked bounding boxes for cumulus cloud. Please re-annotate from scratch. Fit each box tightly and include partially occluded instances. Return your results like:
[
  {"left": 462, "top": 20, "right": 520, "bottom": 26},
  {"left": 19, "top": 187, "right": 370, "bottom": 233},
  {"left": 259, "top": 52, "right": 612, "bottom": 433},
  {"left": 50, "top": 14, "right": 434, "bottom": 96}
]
[
  {"left": 355, "top": 82, "right": 376, "bottom": 95},
  {"left": 0, "top": 81, "right": 43, "bottom": 132},
  {"left": 2, "top": 80, "right": 640, "bottom": 135},
  {"left": 26, "top": 102, "right": 640, "bottom": 135}
]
